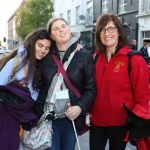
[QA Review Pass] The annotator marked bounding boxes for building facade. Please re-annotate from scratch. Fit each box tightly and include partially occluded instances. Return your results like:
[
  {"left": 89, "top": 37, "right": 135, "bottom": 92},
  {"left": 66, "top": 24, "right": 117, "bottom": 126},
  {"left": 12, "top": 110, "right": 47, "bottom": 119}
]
[
  {"left": 7, "top": 13, "right": 22, "bottom": 49},
  {"left": 53, "top": 0, "right": 139, "bottom": 50},
  {"left": 7, "top": 1, "right": 25, "bottom": 49},
  {"left": 137, "top": 0, "right": 150, "bottom": 49},
  {"left": 7, "top": 0, "right": 149, "bottom": 50},
  {"left": 54, "top": 0, "right": 95, "bottom": 51},
  {"left": 96, "top": 0, "right": 139, "bottom": 47}
]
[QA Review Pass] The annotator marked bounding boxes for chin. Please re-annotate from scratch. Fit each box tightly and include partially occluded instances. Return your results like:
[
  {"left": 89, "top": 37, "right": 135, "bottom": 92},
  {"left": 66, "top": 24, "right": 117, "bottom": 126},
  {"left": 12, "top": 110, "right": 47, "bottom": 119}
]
[{"left": 36, "top": 56, "right": 42, "bottom": 60}]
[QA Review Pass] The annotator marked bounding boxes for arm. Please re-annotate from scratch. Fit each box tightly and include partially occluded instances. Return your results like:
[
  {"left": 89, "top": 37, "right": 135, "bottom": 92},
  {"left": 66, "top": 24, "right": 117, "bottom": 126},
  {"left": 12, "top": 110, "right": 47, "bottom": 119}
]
[
  {"left": 0, "top": 58, "right": 14, "bottom": 85},
  {"left": 66, "top": 52, "right": 96, "bottom": 120},
  {"left": 130, "top": 55, "right": 150, "bottom": 117},
  {"left": 76, "top": 52, "right": 96, "bottom": 112}
]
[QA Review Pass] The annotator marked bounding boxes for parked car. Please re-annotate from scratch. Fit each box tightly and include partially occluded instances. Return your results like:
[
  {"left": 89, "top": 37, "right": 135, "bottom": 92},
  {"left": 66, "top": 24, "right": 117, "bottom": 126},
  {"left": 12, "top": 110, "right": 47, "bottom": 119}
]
[
  {"left": 0, "top": 47, "right": 11, "bottom": 54},
  {"left": 0, "top": 48, "right": 5, "bottom": 54}
]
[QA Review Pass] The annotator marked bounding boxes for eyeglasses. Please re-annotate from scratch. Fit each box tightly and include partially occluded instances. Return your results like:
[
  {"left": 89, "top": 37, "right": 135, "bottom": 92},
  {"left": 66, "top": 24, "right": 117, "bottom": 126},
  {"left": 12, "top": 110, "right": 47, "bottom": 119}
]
[{"left": 100, "top": 26, "right": 117, "bottom": 35}]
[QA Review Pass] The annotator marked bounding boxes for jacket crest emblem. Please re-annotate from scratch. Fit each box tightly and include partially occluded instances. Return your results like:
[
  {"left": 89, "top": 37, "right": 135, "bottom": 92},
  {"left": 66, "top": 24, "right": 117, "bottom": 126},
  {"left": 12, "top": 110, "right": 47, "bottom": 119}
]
[{"left": 113, "top": 61, "right": 124, "bottom": 72}]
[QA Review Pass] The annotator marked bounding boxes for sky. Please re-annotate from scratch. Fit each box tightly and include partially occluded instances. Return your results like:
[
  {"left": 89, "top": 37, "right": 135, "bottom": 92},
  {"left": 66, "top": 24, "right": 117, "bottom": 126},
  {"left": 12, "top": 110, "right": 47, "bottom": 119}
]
[{"left": 0, "top": 0, "right": 23, "bottom": 44}]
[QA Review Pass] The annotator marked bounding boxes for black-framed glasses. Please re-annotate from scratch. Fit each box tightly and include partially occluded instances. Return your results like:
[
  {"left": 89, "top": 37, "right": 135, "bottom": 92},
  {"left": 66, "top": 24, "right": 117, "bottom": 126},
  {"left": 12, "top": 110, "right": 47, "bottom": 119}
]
[{"left": 100, "top": 26, "right": 117, "bottom": 35}]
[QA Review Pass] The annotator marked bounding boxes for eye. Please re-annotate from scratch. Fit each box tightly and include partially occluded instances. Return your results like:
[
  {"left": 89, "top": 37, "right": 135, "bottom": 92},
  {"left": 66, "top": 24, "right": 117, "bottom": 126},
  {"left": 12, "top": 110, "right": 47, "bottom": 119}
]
[
  {"left": 45, "top": 47, "right": 50, "bottom": 51},
  {"left": 61, "top": 24, "right": 67, "bottom": 28},
  {"left": 52, "top": 27, "right": 59, "bottom": 31},
  {"left": 38, "top": 43, "right": 43, "bottom": 47},
  {"left": 100, "top": 28, "right": 105, "bottom": 34},
  {"left": 107, "top": 27, "right": 116, "bottom": 33}
]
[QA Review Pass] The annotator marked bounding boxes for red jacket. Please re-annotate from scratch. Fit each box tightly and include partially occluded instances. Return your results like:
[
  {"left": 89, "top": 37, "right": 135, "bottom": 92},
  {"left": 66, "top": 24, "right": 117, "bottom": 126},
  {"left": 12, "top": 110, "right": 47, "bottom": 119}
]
[{"left": 91, "top": 46, "right": 150, "bottom": 126}]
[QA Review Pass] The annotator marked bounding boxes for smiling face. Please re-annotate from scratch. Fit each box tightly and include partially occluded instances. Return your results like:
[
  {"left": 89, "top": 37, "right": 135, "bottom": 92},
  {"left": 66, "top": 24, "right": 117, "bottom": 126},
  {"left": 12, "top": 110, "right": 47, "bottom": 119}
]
[
  {"left": 100, "top": 21, "right": 119, "bottom": 50},
  {"left": 35, "top": 39, "right": 51, "bottom": 60},
  {"left": 50, "top": 20, "right": 71, "bottom": 44}
]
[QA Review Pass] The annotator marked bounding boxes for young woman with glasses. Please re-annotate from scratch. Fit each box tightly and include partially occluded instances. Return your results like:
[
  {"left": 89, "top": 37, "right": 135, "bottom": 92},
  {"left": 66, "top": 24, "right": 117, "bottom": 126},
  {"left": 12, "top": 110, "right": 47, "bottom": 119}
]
[{"left": 90, "top": 13, "right": 150, "bottom": 150}]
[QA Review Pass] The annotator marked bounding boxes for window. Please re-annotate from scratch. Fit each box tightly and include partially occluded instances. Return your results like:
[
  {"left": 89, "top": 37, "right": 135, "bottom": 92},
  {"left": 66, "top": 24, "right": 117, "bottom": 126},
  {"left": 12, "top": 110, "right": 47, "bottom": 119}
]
[
  {"left": 141, "top": 0, "right": 150, "bottom": 13},
  {"left": 143, "top": 31, "right": 150, "bottom": 39},
  {"left": 76, "top": 6, "right": 80, "bottom": 24},
  {"left": 86, "top": 1, "right": 93, "bottom": 25},
  {"left": 102, "top": 0, "right": 108, "bottom": 13},
  {"left": 118, "top": 0, "right": 127, "bottom": 14},
  {"left": 67, "top": 10, "right": 71, "bottom": 25}
]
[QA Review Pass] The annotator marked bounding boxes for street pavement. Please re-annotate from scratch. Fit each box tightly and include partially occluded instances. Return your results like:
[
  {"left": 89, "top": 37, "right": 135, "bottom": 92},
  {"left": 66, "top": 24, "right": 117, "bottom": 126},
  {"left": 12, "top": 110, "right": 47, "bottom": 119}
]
[{"left": 75, "top": 131, "right": 137, "bottom": 150}]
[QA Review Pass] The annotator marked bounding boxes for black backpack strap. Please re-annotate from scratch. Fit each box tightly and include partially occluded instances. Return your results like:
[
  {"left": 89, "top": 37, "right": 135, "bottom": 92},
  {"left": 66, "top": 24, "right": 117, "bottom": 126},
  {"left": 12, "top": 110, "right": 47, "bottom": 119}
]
[
  {"left": 127, "top": 51, "right": 142, "bottom": 96},
  {"left": 127, "top": 51, "right": 141, "bottom": 78}
]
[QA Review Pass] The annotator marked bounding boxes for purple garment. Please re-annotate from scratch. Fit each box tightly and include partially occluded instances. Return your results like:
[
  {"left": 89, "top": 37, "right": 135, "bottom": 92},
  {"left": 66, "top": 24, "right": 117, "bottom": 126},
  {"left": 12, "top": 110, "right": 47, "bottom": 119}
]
[{"left": 0, "top": 81, "right": 38, "bottom": 150}]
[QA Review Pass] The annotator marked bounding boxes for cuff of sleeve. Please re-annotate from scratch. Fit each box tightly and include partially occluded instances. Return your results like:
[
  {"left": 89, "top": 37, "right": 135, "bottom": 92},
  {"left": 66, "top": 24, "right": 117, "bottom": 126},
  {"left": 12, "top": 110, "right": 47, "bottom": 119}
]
[{"left": 76, "top": 102, "right": 86, "bottom": 115}]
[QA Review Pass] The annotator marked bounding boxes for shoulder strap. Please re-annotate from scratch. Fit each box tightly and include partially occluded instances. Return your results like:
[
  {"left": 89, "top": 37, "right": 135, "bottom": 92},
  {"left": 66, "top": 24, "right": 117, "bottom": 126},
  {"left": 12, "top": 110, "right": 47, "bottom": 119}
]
[
  {"left": 10, "top": 55, "right": 28, "bottom": 84},
  {"left": 127, "top": 51, "right": 142, "bottom": 96},
  {"left": 52, "top": 54, "right": 81, "bottom": 98},
  {"left": 0, "top": 50, "right": 17, "bottom": 71},
  {"left": 127, "top": 51, "right": 141, "bottom": 77},
  {"left": 11, "top": 55, "right": 20, "bottom": 78}
]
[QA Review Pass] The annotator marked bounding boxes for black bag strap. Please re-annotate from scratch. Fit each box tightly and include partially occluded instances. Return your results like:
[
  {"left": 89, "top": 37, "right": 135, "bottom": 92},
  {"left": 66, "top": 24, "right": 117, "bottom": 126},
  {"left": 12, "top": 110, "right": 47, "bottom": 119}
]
[
  {"left": 127, "top": 51, "right": 142, "bottom": 97},
  {"left": 127, "top": 51, "right": 142, "bottom": 78},
  {"left": 51, "top": 54, "right": 81, "bottom": 98}
]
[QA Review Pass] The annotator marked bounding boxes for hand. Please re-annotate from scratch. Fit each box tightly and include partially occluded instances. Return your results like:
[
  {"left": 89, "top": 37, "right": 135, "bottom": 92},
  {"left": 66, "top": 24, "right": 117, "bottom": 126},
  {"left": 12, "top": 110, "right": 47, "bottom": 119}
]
[{"left": 65, "top": 105, "right": 82, "bottom": 121}]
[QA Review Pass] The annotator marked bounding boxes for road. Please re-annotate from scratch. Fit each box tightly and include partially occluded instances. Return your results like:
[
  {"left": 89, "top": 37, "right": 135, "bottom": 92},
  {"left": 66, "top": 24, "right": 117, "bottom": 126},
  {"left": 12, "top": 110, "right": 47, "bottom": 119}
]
[{"left": 75, "top": 131, "right": 137, "bottom": 150}]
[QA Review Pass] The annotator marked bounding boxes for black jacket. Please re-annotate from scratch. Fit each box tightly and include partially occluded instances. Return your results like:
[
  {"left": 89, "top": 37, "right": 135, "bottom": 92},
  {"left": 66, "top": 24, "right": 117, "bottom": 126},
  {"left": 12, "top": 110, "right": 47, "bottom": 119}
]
[
  {"left": 140, "top": 47, "right": 150, "bottom": 66},
  {"left": 34, "top": 42, "right": 96, "bottom": 127}
]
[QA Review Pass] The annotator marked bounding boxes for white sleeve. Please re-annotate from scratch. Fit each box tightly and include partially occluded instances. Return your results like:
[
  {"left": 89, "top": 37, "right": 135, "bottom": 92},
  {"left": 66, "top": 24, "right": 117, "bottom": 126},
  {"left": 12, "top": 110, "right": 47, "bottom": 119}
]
[{"left": 0, "top": 59, "right": 14, "bottom": 85}]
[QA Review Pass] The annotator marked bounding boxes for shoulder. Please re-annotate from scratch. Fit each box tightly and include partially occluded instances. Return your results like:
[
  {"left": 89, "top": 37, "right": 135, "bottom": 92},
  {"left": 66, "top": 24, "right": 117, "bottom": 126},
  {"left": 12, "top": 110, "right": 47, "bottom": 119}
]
[
  {"left": 78, "top": 46, "right": 92, "bottom": 56},
  {"left": 129, "top": 52, "right": 148, "bottom": 67},
  {"left": 17, "top": 45, "right": 27, "bottom": 58}
]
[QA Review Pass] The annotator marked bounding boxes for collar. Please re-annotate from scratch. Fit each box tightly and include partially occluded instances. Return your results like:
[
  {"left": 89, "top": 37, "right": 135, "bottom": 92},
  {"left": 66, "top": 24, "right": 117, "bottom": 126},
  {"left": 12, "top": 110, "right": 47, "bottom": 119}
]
[
  {"left": 51, "top": 42, "right": 78, "bottom": 63},
  {"left": 116, "top": 45, "right": 132, "bottom": 56}
]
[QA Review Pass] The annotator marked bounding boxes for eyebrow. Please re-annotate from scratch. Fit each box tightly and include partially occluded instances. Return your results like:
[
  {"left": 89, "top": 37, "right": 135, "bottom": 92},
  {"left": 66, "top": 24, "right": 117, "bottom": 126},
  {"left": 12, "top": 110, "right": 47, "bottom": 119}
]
[{"left": 52, "top": 24, "right": 67, "bottom": 28}]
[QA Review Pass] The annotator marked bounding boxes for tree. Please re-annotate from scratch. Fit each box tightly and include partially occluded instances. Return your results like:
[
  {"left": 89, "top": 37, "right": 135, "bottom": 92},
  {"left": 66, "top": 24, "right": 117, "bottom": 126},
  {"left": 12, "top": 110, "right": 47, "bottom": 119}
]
[{"left": 15, "top": 0, "right": 54, "bottom": 40}]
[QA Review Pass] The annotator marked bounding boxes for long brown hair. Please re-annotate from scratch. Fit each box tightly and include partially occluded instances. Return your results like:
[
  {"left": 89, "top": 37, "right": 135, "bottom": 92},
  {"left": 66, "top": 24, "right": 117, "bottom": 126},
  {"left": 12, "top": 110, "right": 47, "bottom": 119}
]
[
  {"left": 23, "top": 28, "right": 52, "bottom": 89},
  {"left": 95, "top": 13, "right": 128, "bottom": 53}
]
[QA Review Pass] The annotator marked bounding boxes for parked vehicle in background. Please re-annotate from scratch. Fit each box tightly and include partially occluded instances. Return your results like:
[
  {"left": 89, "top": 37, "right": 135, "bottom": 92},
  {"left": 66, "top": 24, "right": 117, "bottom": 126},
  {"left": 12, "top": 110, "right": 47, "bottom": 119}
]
[
  {"left": 0, "top": 48, "right": 5, "bottom": 54},
  {"left": 0, "top": 47, "right": 11, "bottom": 54}
]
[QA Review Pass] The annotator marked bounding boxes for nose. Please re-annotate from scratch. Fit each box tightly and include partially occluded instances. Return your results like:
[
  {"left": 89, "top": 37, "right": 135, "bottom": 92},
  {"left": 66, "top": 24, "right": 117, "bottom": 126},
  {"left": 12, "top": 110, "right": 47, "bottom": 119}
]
[
  {"left": 41, "top": 47, "right": 46, "bottom": 53},
  {"left": 59, "top": 27, "right": 64, "bottom": 32}
]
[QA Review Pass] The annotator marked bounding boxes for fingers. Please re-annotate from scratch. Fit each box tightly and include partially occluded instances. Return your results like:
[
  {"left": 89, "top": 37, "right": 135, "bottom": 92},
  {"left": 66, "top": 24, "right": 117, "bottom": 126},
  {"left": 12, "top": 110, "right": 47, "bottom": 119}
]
[{"left": 65, "top": 105, "right": 82, "bottom": 120}]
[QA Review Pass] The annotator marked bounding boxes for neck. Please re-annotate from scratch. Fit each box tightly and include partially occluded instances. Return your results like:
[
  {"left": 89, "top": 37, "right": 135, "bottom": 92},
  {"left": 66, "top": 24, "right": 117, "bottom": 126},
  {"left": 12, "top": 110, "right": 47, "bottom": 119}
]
[
  {"left": 106, "top": 46, "right": 116, "bottom": 62},
  {"left": 57, "top": 42, "right": 69, "bottom": 51}
]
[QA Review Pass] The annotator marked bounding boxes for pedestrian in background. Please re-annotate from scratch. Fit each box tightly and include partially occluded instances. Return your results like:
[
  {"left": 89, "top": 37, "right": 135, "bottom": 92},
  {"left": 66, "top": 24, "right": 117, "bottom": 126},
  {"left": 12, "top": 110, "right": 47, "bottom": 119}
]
[
  {"left": 140, "top": 41, "right": 150, "bottom": 67},
  {"left": 0, "top": 28, "right": 52, "bottom": 150},
  {"left": 90, "top": 13, "right": 150, "bottom": 150},
  {"left": 34, "top": 17, "right": 96, "bottom": 150},
  {"left": 130, "top": 39, "right": 137, "bottom": 50}
]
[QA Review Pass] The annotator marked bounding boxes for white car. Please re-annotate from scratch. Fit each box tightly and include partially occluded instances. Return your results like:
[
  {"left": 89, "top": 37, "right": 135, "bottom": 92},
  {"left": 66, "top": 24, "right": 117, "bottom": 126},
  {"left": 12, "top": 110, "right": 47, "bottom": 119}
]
[
  {"left": 6, "top": 49, "right": 11, "bottom": 53},
  {"left": 0, "top": 48, "right": 11, "bottom": 54},
  {"left": 0, "top": 48, "right": 5, "bottom": 54}
]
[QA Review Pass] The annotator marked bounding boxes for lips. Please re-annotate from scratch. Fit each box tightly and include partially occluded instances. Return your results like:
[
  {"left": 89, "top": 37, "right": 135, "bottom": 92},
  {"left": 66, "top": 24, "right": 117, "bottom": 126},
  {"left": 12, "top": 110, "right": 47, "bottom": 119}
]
[
  {"left": 37, "top": 52, "right": 45, "bottom": 58},
  {"left": 60, "top": 33, "right": 66, "bottom": 37}
]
